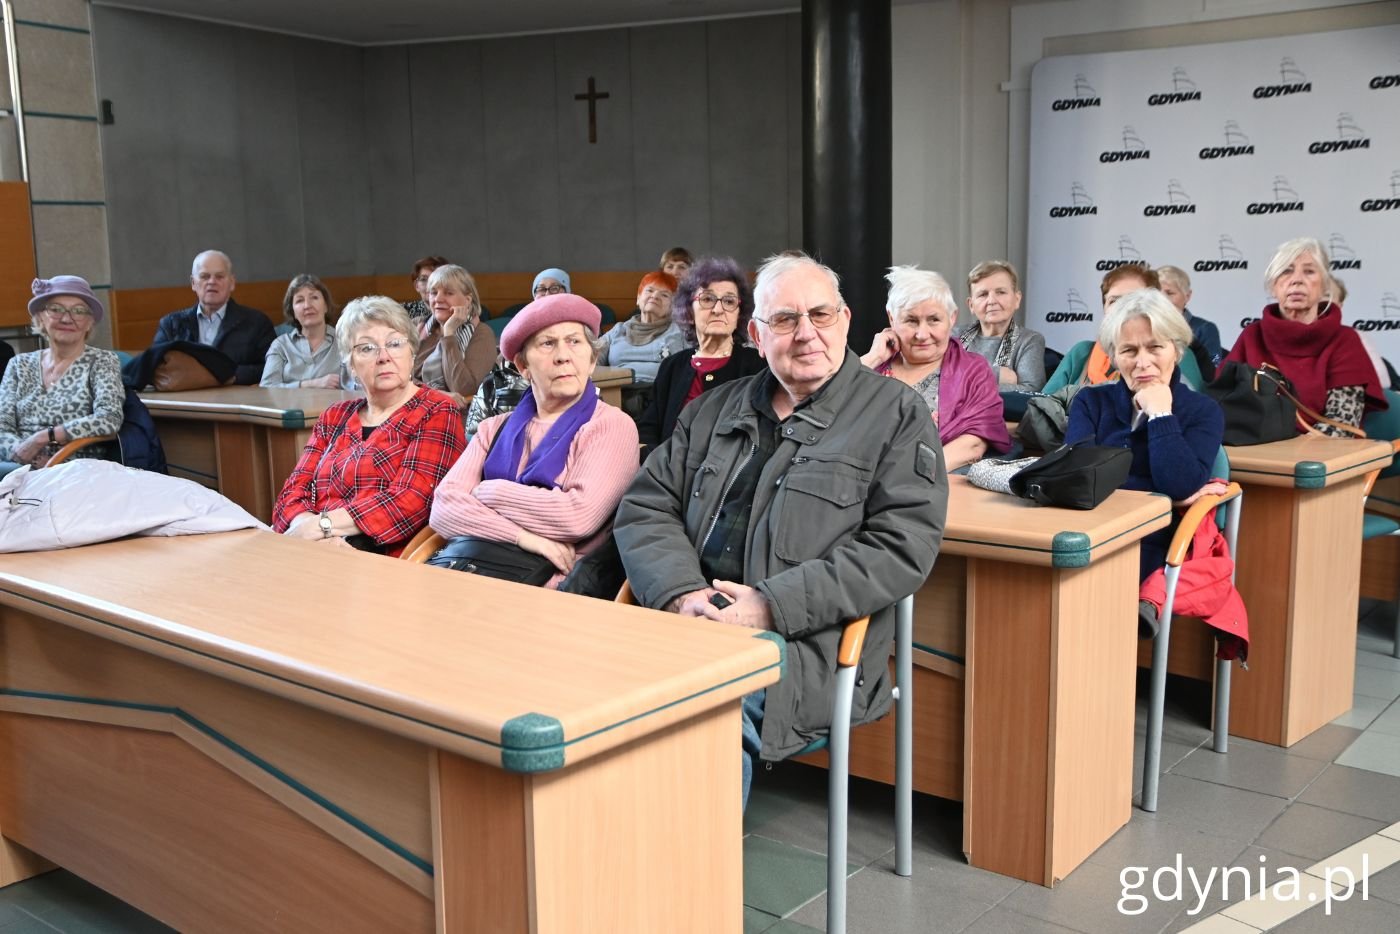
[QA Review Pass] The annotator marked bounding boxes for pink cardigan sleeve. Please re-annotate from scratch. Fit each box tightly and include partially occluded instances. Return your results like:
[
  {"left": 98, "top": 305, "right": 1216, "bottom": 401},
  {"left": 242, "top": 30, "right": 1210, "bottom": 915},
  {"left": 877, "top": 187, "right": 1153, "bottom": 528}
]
[{"left": 428, "top": 416, "right": 528, "bottom": 543}]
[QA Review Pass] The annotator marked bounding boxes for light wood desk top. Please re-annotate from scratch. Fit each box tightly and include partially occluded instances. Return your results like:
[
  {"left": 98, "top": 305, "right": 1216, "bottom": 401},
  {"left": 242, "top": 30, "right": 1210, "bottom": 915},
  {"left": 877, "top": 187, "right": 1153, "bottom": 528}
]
[
  {"left": 1226, "top": 436, "right": 1393, "bottom": 489},
  {"left": 0, "top": 531, "right": 779, "bottom": 773},
  {"left": 138, "top": 386, "right": 359, "bottom": 429},
  {"left": 940, "top": 475, "right": 1172, "bottom": 568},
  {"left": 592, "top": 365, "right": 632, "bottom": 388}
]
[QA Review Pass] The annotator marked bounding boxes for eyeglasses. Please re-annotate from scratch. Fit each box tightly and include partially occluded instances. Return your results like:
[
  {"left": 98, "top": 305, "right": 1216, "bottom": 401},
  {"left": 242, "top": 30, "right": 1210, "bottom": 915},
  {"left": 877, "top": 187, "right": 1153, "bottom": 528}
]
[
  {"left": 754, "top": 307, "right": 842, "bottom": 335},
  {"left": 351, "top": 337, "right": 412, "bottom": 359},
  {"left": 40, "top": 305, "right": 94, "bottom": 321},
  {"left": 413, "top": 276, "right": 431, "bottom": 286},
  {"left": 695, "top": 292, "right": 741, "bottom": 312},
  {"left": 533, "top": 284, "right": 566, "bottom": 297}
]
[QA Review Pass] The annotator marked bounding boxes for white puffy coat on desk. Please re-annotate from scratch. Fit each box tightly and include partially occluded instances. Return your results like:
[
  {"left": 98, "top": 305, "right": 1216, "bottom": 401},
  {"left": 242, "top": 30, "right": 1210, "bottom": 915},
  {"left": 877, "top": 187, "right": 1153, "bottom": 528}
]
[{"left": 0, "top": 460, "right": 266, "bottom": 552}]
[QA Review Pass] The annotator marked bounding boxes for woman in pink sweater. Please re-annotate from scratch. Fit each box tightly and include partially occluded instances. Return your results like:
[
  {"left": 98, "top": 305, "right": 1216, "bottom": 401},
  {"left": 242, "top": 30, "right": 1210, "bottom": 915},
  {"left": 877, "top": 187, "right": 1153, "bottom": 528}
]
[{"left": 429, "top": 294, "right": 639, "bottom": 587}]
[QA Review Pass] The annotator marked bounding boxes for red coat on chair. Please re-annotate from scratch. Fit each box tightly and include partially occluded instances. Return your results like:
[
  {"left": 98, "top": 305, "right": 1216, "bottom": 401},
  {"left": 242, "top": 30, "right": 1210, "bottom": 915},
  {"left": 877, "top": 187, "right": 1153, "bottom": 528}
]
[{"left": 1140, "top": 507, "right": 1250, "bottom": 662}]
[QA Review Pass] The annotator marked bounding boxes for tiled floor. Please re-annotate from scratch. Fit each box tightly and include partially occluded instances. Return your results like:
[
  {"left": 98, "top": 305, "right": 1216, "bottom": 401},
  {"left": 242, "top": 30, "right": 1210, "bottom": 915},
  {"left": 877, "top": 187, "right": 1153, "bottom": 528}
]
[{"left": 2, "top": 603, "right": 1399, "bottom": 933}]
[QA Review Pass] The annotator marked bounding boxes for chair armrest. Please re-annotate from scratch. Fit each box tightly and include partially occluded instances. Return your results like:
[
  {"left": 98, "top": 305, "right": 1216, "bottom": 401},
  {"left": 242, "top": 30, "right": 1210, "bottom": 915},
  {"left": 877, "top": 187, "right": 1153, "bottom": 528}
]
[
  {"left": 400, "top": 528, "right": 445, "bottom": 564},
  {"left": 1165, "top": 483, "right": 1242, "bottom": 567},
  {"left": 837, "top": 616, "right": 871, "bottom": 668},
  {"left": 615, "top": 580, "right": 636, "bottom": 604},
  {"left": 47, "top": 434, "right": 117, "bottom": 466}
]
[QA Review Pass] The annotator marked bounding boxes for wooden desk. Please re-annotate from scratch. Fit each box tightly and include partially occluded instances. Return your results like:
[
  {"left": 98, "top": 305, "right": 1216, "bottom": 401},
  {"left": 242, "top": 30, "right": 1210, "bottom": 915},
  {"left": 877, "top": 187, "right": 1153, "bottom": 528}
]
[
  {"left": 591, "top": 365, "right": 632, "bottom": 408},
  {"left": 824, "top": 477, "right": 1171, "bottom": 886},
  {"left": 0, "top": 532, "right": 779, "bottom": 932},
  {"left": 1224, "top": 436, "right": 1394, "bottom": 746},
  {"left": 139, "top": 387, "right": 358, "bottom": 523}
]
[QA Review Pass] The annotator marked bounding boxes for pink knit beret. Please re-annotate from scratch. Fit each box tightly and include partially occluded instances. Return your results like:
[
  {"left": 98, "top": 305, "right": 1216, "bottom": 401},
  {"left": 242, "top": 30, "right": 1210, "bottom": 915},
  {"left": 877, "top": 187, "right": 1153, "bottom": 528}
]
[{"left": 500, "top": 293, "right": 602, "bottom": 361}]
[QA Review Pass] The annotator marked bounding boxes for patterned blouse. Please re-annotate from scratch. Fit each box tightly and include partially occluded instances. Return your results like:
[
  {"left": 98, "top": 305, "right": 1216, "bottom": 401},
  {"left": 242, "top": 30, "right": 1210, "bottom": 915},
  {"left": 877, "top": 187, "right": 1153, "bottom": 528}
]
[
  {"left": 0, "top": 346, "right": 125, "bottom": 462},
  {"left": 270, "top": 385, "right": 466, "bottom": 551}
]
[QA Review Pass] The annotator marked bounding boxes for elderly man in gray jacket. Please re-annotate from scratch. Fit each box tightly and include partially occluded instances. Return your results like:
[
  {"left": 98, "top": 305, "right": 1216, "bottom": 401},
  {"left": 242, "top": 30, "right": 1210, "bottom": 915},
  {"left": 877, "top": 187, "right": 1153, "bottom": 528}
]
[{"left": 614, "top": 253, "right": 949, "bottom": 809}]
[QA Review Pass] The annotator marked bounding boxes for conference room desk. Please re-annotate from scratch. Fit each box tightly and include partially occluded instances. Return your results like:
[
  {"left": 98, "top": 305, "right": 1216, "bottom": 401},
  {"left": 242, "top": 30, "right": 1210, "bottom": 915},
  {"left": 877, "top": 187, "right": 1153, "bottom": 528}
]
[
  {"left": 1224, "top": 436, "right": 1395, "bottom": 747},
  {"left": 139, "top": 386, "right": 357, "bottom": 523},
  {"left": 824, "top": 477, "right": 1172, "bottom": 886},
  {"left": 590, "top": 365, "right": 633, "bottom": 408},
  {"left": 0, "top": 531, "right": 779, "bottom": 932}
]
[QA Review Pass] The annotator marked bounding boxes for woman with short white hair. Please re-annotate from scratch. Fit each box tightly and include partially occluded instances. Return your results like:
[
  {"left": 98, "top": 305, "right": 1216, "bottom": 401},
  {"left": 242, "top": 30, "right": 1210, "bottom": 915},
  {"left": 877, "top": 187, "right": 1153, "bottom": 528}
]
[
  {"left": 1066, "top": 289, "right": 1223, "bottom": 587},
  {"left": 860, "top": 265, "right": 1011, "bottom": 470},
  {"left": 1224, "top": 237, "right": 1385, "bottom": 436}
]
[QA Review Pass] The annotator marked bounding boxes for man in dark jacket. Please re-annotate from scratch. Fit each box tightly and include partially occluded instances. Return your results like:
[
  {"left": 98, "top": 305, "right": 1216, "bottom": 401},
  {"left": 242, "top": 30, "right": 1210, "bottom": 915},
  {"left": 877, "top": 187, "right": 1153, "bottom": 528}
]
[
  {"left": 614, "top": 253, "right": 949, "bottom": 809},
  {"left": 151, "top": 250, "right": 275, "bottom": 385}
]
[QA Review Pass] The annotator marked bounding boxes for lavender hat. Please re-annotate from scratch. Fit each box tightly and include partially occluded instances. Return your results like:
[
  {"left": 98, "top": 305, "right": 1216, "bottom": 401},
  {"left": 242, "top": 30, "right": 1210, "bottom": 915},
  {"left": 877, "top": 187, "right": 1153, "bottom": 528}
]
[
  {"left": 501, "top": 293, "right": 602, "bottom": 361},
  {"left": 29, "top": 276, "right": 105, "bottom": 323}
]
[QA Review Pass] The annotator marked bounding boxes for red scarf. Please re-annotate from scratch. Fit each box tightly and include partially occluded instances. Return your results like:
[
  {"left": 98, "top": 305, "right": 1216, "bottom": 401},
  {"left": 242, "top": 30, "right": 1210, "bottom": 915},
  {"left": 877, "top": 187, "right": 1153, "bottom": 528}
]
[{"left": 1224, "top": 303, "right": 1383, "bottom": 422}]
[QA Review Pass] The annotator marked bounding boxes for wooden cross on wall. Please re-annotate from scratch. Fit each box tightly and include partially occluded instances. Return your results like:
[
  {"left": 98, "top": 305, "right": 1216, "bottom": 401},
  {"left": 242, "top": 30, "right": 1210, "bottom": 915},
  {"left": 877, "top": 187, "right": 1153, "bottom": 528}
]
[{"left": 574, "top": 77, "right": 609, "bottom": 144}]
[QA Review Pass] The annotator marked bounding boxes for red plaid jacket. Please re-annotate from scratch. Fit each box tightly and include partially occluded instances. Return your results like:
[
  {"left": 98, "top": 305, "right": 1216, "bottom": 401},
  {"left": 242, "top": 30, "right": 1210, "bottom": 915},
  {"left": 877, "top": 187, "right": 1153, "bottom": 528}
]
[{"left": 272, "top": 386, "right": 465, "bottom": 550}]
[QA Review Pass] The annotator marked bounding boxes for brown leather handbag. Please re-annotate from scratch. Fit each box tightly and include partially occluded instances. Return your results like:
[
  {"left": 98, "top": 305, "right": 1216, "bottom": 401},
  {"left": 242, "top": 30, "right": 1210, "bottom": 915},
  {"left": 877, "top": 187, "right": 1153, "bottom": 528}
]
[{"left": 152, "top": 350, "right": 222, "bottom": 391}]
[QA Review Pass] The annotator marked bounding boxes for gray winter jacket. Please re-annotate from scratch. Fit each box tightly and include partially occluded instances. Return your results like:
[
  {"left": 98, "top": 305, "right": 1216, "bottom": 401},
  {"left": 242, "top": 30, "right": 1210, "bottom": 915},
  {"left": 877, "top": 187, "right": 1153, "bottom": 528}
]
[{"left": 614, "top": 350, "right": 948, "bottom": 760}]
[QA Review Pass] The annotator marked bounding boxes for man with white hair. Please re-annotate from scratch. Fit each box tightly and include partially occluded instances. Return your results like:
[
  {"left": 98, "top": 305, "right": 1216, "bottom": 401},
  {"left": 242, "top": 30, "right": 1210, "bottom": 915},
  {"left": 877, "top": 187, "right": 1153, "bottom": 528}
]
[
  {"left": 152, "top": 250, "right": 276, "bottom": 384},
  {"left": 614, "top": 252, "right": 948, "bottom": 809}
]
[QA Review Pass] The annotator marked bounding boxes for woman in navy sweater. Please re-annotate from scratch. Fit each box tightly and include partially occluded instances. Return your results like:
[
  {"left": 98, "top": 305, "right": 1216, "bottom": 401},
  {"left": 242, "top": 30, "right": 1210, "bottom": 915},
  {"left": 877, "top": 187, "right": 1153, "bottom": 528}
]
[{"left": 1066, "top": 289, "right": 1224, "bottom": 599}]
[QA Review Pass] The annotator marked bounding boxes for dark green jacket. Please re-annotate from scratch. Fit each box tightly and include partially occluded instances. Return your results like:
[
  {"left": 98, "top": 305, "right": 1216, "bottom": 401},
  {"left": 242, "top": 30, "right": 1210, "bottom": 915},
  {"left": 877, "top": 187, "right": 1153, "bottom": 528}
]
[{"left": 614, "top": 350, "right": 948, "bottom": 760}]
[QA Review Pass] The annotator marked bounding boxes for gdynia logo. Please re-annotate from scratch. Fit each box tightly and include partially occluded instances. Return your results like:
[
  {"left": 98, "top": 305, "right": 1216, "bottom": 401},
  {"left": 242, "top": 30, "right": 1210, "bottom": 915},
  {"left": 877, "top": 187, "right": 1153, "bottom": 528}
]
[
  {"left": 1049, "top": 182, "right": 1097, "bottom": 217},
  {"left": 1371, "top": 62, "right": 1400, "bottom": 89},
  {"left": 1247, "top": 176, "right": 1303, "bottom": 215},
  {"left": 1309, "top": 113, "right": 1369, "bottom": 154},
  {"left": 1148, "top": 67, "right": 1201, "bottom": 105},
  {"left": 1327, "top": 234, "right": 1360, "bottom": 271},
  {"left": 1095, "top": 236, "right": 1143, "bottom": 272},
  {"left": 1053, "top": 74, "right": 1101, "bottom": 110},
  {"left": 1253, "top": 57, "right": 1311, "bottom": 98},
  {"left": 1144, "top": 179, "right": 1195, "bottom": 217},
  {"left": 1101, "top": 126, "right": 1150, "bottom": 163},
  {"left": 1200, "top": 121, "right": 1254, "bottom": 160},
  {"left": 1352, "top": 292, "right": 1400, "bottom": 332},
  {"left": 1046, "top": 288, "right": 1095, "bottom": 323},
  {"left": 1194, "top": 235, "right": 1248, "bottom": 273},
  {"left": 1360, "top": 171, "right": 1400, "bottom": 212}
]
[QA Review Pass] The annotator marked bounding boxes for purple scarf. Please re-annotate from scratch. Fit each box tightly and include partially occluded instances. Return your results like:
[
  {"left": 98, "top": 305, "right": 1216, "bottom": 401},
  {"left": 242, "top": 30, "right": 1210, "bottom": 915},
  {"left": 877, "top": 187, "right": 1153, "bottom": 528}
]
[
  {"left": 482, "top": 382, "right": 598, "bottom": 487},
  {"left": 932, "top": 340, "right": 1013, "bottom": 453}
]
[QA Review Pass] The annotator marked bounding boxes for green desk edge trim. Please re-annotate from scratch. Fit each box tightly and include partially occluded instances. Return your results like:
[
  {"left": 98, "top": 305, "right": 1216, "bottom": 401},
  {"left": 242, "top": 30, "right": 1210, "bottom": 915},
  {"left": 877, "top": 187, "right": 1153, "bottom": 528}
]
[
  {"left": 1232, "top": 450, "right": 1393, "bottom": 489},
  {"left": 912, "top": 642, "right": 966, "bottom": 666},
  {"left": 280, "top": 408, "right": 310, "bottom": 429},
  {"left": 9, "top": 591, "right": 777, "bottom": 777},
  {"left": 0, "top": 688, "right": 433, "bottom": 876},
  {"left": 753, "top": 630, "right": 787, "bottom": 677},
  {"left": 944, "top": 504, "right": 1169, "bottom": 569},
  {"left": 1294, "top": 460, "right": 1327, "bottom": 490}
]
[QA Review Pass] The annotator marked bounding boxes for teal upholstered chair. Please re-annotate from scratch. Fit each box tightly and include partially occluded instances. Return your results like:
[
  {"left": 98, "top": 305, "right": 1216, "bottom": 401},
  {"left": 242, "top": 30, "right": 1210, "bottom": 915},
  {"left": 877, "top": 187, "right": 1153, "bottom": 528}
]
[
  {"left": 1142, "top": 446, "right": 1241, "bottom": 813},
  {"left": 615, "top": 582, "right": 914, "bottom": 934},
  {"left": 1362, "top": 389, "right": 1400, "bottom": 659}
]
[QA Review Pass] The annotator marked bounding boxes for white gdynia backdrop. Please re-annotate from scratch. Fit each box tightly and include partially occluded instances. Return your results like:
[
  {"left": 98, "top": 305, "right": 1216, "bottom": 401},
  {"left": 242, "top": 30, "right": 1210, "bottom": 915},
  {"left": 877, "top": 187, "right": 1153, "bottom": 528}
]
[{"left": 1026, "top": 23, "right": 1400, "bottom": 361}]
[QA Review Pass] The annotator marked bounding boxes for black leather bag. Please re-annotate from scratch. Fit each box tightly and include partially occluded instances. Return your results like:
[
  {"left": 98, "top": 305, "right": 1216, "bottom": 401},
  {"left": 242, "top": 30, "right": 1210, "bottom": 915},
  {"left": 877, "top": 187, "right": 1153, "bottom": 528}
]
[
  {"left": 1009, "top": 443, "right": 1132, "bottom": 510},
  {"left": 1202, "top": 361, "right": 1297, "bottom": 446},
  {"left": 426, "top": 536, "right": 556, "bottom": 586}
]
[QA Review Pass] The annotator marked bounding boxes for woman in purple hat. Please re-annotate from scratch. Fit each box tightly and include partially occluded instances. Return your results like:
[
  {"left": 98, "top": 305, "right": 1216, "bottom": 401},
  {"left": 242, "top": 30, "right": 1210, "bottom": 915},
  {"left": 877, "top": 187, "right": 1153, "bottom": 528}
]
[
  {"left": 429, "top": 293, "right": 639, "bottom": 587},
  {"left": 0, "top": 276, "right": 124, "bottom": 476}
]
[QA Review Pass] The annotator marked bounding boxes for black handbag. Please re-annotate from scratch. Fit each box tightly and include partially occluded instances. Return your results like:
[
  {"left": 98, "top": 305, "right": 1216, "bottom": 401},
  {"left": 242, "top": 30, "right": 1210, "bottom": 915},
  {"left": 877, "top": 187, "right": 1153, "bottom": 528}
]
[
  {"left": 1008, "top": 443, "right": 1132, "bottom": 510},
  {"left": 426, "top": 536, "right": 557, "bottom": 586},
  {"left": 1202, "top": 361, "right": 1296, "bottom": 446}
]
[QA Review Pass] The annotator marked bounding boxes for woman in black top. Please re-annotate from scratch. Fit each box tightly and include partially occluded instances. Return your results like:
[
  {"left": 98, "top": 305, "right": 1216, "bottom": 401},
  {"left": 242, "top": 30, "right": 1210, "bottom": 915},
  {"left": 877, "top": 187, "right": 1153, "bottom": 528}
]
[{"left": 638, "top": 255, "right": 764, "bottom": 457}]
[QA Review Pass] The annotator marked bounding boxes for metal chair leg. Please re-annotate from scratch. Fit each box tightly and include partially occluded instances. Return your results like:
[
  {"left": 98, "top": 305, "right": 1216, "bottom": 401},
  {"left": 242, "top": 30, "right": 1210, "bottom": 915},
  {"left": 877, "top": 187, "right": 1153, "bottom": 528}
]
[
  {"left": 1392, "top": 594, "right": 1400, "bottom": 660},
  {"left": 1142, "top": 566, "right": 1180, "bottom": 813},
  {"left": 894, "top": 594, "right": 913, "bottom": 878},
  {"left": 826, "top": 664, "right": 857, "bottom": 934},
  {"left": 1213, "top": 657, "right": 1230, "bottom": 754}
]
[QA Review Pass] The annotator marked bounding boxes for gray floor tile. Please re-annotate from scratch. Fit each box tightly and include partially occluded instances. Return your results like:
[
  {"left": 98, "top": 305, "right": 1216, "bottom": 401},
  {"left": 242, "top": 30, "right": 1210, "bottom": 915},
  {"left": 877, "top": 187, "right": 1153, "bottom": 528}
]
[
  {"left": 1336, "top": 730, "right": 1400, "bottom": 778},
  {"left": 1271, "top": 887, "right": 1400, "bottom": 931},
  {"left": 744, "top": 905, "right": 780, "bottom": 933},
  {"left": 866, "top": 838, "right": 1024, "bottom": 907},
  {"left": 0, "top": 905, "right": 32, "bottom": 928},
  {"left": 1354, "top": 665, "right": 1400, "bottom": 701},
  {"left": 1132, "top": 735, "right": 1202, "bottom": 793},
  {"left": 1368, "top": 697, "right": 1400, "bottom": 737},
  {"left": 743, "top": 834, "right": 851, "bottom": 919},
  {"left": 1158, "top": 845, "right": 1311, "bottom": 934},
  {"left": 959, "top": 905, "right": 1085, "bottom": 934},
  {"left": 1331, "top": 693, "right": 1392, "bottom": 730},
  {"left": 1167, "top": 738, "right": 1329, "bottom": 799},
  {"left": 1367, "top": 853, "right": 1400, "bottom": 905},
  {"left": 788, "top": 864, "right": 995, "bottom": 934},
  {"left": 999, "top": 859, "right": 1181, "bottom": 934},
  {"left": 0, "top": 915, "right": 61, "bottom": 934},
  {"left": 1131, "top": 773, "right": 1289, "bottom": 840},
  {"left": 1297, "top": 764, "right": 1400, "bottom": 823},
  {"left": 1357, "top": 648, "right": 1400, "bottom": 673},
  {"left": 765, "top": 921, "right": 824, "bottom": 934},
  {"left": 1271, "top": 723, "right": 1365, "bottom": 763},
  {"left": 1086, "top": 810, "right": 1248, "bottom": 876},
  {"left": 744, "top": 778, "right": 901, "bottom": 867},
  {"left": 1253, "top": 803, "right": 1387, "bottom": 861}
]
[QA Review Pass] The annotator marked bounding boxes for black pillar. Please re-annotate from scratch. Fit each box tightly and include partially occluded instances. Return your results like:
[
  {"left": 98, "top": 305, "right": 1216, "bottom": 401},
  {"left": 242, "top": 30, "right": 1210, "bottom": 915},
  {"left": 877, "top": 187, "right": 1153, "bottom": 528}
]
[{"left": 802, "top": 0, "right": 892, "bottom": 353}]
